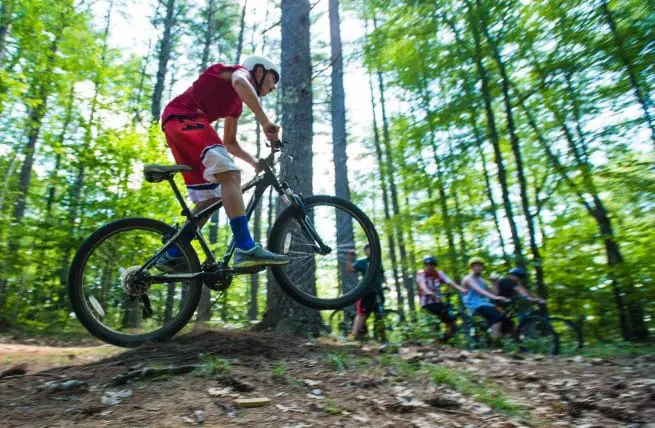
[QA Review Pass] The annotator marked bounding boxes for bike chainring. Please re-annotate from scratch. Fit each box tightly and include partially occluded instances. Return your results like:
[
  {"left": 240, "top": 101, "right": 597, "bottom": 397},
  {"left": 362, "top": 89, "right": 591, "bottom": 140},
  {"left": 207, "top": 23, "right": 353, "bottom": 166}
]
[
  {"left": 121, "top": 265, "right": 152, "bottom": 296},
  {"left": 202, "top": 264, "right": 233, "bottom": 291}
]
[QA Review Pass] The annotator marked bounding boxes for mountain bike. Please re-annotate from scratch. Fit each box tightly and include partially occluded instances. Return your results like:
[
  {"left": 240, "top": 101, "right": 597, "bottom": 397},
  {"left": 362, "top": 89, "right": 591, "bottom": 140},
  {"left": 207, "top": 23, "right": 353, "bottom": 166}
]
[
  {"left": 416, "top": 293, "right": 492, "bottom": 350},
  {"left": 68, "top": 140, "right": 381, "bottom": 347},
  {"left": 502, "top": 297, "right": 582, "bottom": 354}
]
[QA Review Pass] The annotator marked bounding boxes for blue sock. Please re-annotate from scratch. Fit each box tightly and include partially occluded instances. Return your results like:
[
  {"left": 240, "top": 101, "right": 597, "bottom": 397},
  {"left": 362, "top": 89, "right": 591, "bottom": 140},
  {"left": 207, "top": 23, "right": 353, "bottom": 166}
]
[
  {"left": 230, "top": 215, "right": 256, "bottom": 251},
  {"left": 167, "top": 229, "right": 195, "bottom": 257}
]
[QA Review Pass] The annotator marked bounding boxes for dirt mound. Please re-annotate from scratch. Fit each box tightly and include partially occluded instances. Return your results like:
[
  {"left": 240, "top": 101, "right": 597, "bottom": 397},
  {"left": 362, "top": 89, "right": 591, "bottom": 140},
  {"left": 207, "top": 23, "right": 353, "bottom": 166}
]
[{"left": 0, "top": 331, "right": 653, "bottom": 427}]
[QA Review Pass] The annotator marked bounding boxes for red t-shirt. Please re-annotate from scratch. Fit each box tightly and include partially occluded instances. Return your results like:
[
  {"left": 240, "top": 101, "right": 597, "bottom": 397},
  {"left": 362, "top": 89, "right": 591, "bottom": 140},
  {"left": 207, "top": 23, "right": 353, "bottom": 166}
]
[
  {"left": 417, "top": 270, "right": 449, "bottom": 306},
  {"left": 161, "top": 64, "right": 246, "bottom": 125}
]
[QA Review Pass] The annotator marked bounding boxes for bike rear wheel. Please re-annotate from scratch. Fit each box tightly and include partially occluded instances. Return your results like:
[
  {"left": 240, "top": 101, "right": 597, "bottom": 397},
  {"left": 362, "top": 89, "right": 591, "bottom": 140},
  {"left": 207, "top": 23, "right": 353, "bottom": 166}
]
[
  {"left": 548, "top": 316, "right": 583, "bottom": 354},
  {"left": 516, "top": 315, "right": 560, "bottom": 355},
  {"left": 68, "top": 218, "right": 202, "bottom": 347},
  {"left": 268, "top": 195, "right": 382, "bottom": 310}
]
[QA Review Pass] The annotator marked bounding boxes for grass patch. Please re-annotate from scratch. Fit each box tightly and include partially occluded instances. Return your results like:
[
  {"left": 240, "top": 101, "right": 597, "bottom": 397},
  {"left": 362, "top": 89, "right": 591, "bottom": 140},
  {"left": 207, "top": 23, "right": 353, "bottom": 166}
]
[
  {"left": 580, "top": 342, "right": 655, "bottom": 359},
  {"left": 324, "top": 352, "right": 370, "bottom": 372},
  {"left": 324, "top": 399, "right": 342, "bottom": 416},
  {"left": 427, "top": 365, "right": 523, "bottom": 416},
  {"left": 379, "top": 354, "right": 421, "bottom": 378},
  {"left": 325, "top": 352, "right": 348, "bottom": 372},
  {"left": 194, "top": 353, "right": 230, "bottom": 378},
  {"left": 270, "top": 362, "right": 302, "bottom": 387}
]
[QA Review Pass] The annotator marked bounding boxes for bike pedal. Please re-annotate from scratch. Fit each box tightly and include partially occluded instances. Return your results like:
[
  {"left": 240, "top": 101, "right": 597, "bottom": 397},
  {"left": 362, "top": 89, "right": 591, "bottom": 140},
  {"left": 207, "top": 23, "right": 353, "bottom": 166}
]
[{"left": 234, "top": 265, "right": 267, "bottom": 274}]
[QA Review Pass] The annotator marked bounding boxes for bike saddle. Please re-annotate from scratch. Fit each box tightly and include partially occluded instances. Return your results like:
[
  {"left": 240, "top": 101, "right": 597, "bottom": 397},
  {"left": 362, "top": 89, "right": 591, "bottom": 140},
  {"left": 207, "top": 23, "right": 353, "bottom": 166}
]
[{"left": 143, "top": 164, "right": 192, "bottom": 183}]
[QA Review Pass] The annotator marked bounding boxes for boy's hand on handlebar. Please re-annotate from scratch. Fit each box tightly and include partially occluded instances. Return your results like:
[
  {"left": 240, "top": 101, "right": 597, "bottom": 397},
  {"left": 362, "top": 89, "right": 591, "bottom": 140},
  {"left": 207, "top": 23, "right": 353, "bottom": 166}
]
[
  {"left": 251, "top": 159, "right": 263, "bottom": 173},
  {"left": 263, "top": 121, "right": 280, "bottom": 142}
]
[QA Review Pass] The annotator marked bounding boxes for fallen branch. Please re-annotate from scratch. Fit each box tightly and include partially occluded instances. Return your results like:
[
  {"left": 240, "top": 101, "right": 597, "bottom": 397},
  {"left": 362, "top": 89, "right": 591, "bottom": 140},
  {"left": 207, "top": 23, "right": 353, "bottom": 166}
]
[{"left": 107, "top": 364, "right": 200, "bottom": 387}]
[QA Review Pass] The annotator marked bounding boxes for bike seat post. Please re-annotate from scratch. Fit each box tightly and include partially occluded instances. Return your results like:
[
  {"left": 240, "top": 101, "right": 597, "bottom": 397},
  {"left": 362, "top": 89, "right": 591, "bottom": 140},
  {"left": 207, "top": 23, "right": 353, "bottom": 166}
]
[{"left": 167, "top": 177, "right": 193, "bottom": 217}]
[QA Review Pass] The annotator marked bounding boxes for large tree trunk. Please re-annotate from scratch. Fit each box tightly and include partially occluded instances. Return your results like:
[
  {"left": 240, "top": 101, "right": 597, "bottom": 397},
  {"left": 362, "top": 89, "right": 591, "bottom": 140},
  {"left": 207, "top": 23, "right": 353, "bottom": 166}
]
[
  {"left": 367, "top": 69, "right": 404, "bottom": 316},
  {"left": 465, "top": 1, "right": 524, "bottom": 265},
  {"left": 478, "top": 3, "right": 545, "bottom": 297},
  {"left": 329, "top": 0, "right": 357, "bottom": 298},
  {"left": 151, "top": 0, "right": 178, "bottom": 123},
  {"left": 260, "top": 0, "right": 322, "bottom": 335},
  {"left": 599, "top": 0, "right": 655, "bottom": 147}
]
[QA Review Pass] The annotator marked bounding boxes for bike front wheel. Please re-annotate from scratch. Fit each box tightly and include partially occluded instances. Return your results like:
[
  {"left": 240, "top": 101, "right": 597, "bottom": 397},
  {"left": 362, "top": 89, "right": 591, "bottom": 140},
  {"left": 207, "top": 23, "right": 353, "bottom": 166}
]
[
  {"left": 268, "top": 195, "right": 382, "bottom": 310},
  {"left": 68, "top": 218, "right": 202, "bottom": 347},
  {"left": 548, "top": 316, "right": 583, "bottom": 354},
  {"left": 516, "top": 315, "right": 560, "bottom": 355}
]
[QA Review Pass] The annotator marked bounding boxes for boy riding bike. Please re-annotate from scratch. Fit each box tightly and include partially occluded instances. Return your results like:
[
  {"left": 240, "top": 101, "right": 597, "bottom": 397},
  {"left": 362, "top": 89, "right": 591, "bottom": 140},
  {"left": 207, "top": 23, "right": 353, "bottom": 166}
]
[
  {"left": 158, "top": 55, "right": 289, "bottom": 270},
  {"left": 417, "top": 256, "right": 463, "bottom": 342}
]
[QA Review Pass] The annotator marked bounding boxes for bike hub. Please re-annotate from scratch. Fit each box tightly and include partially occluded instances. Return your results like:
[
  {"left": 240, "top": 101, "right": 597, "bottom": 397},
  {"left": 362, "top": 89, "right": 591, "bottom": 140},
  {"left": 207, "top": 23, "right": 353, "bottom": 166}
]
[{"left": 121, "top": 265, "right": 152, "bottom": 296}]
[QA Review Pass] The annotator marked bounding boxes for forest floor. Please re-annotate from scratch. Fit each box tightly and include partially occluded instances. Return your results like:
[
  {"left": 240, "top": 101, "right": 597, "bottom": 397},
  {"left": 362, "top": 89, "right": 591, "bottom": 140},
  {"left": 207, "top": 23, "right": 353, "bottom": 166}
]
[{"left": 0, "top": 330, "right": 653, "bottom": 427}]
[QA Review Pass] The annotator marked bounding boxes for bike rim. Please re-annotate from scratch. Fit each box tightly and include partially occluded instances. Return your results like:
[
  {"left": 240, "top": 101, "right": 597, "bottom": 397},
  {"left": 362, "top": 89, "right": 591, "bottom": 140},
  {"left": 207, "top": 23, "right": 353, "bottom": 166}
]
[
  {"left": 77, "top": 225, "right": 198, "bottom": 338},
  {"left": 550, "top": 318, "right": 580, "bottom": 354},
  {"left": 275, "top": 201, "right": 379, "bottom": 302}
]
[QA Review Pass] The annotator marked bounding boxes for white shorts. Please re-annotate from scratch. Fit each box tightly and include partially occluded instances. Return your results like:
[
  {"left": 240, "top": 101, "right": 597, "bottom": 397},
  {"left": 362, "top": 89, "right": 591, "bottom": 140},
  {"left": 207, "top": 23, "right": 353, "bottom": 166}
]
[{"left": 186, "top": 145, "right": 239, "bottom": 203}]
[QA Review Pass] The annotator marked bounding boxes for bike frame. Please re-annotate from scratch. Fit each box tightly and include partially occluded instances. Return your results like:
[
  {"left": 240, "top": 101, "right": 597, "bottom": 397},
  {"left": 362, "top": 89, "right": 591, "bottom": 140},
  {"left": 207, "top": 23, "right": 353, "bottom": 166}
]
[{"left": 136, "top": 150, "right": 330, "bottom": 284}]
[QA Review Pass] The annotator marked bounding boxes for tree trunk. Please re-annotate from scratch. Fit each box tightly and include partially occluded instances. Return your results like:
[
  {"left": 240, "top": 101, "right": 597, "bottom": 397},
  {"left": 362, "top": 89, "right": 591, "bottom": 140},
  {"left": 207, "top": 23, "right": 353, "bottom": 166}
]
[
  {"left": 478, "top": 4, "right": 544, "bottom": 297},
  {"left": 516, "top": 75, "right": 647, "bottom": 340},
  {"left": 0, "top": 0, "right": 16, "bottom": 63},
  {"left": 329, "top": 0, "right": 357, "bottom": 297},
  {"left": 417, "top": 81, "right": 459, "bottom": 280},
  {"left": 248, "top": 122, "right": 263, "bottom": 321},
  {"left": 465, "top": 1, "right": 524, "bottom": 265},
  {"left": 373, "top": 17, "right": 415, "bottom": 315},
  {"left": 446, "top": 137, "right": 468, "bottom": 279},
  {"left": 151, "top": 0, "right": 178, "bottom": 123},
  {"left": 260, "top": 0, "right": 322, "bottom": 335},
  {"left": 441, "top": 12, "right": 510, "bottom": 266},
  {"left": 599, "top": 0, "right": 655, "bottom": 147},
  {"left": 45, "top": 85, "right": 75, "bottom": 217},
  {"left": 12, "top": 37, "right": 60, "bottom": 227},
  {"left": 366, "top": 54, "right": 404, "bottom": 317},
  {"left": 234, "top": 0, "right": 247, "bottom": 64}
]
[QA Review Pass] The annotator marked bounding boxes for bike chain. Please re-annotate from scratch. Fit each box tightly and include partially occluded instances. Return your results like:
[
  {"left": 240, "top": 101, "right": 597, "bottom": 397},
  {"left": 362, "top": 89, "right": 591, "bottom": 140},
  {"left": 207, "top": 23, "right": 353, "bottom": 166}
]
[{"left": 189, "top": 289, "right": 227, "bottom": 324}]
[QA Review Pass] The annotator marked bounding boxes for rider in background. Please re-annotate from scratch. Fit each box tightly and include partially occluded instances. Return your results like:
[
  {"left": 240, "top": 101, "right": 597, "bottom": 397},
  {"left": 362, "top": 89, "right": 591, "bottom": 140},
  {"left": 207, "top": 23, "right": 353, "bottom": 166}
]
[
  {"left": 417, "top": 256, "right": 463, "bottom": 342},
  {"left": 461, "top": 257, "right": 510, "bottom": 339},
  {"left": 157, "top": 56, "right": 289, "bottom": 270},
  {"left": 347, "top": 244, "right": 386, "bottom": 341},
  {"left": 495, "top": 267, "right": 546, "bottom": 309}
]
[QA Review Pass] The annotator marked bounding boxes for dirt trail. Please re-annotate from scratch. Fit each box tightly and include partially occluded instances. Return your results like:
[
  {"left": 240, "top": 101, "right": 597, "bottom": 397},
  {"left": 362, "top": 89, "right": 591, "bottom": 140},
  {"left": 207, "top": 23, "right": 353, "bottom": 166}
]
[{"left": 0, "top": 331, "right": 652, "bottom": 427}]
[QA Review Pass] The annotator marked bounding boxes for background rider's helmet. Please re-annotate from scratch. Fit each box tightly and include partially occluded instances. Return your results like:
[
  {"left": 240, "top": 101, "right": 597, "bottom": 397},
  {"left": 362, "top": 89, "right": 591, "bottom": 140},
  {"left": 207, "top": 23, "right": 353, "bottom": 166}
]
[
  {"left": 242, "top": 55, "right": 280, "bottom": 83},
  {"left": 423, "top": 256, "right": 438, "bottom": 265},
  {"left": 468, "top": 256, "right": 485, "bottom": 267},
  {"left": 509, "top": 267, "right": 527, "bottom": 278}
]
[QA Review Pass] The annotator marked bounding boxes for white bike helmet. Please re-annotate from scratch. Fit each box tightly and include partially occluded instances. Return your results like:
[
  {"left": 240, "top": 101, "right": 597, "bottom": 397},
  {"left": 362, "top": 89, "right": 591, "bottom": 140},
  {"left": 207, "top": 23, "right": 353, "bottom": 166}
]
[{"left": 242, "top": 55, "right": 280, "bottom": 95}]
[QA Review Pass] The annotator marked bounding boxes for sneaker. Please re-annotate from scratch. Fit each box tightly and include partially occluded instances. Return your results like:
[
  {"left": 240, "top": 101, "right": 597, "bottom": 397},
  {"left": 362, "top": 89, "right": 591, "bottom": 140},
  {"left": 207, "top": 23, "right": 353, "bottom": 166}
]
[
  {"left": 154, "top": 252, "right": 186, "bottom": 273},
  {"left": 233, "top": 244, "right": 289, "bottom": 269}
]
